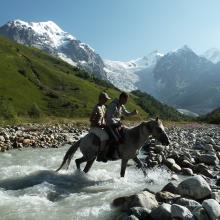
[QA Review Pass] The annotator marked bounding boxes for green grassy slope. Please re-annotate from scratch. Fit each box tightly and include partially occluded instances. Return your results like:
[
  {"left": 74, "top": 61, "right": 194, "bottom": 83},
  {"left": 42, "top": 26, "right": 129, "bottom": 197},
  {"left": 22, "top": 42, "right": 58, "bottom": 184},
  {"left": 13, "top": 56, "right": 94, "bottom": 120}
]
[
  {"left": 200, "top": 107, "right": 220, "bottom": 124},
  {"left": 0, "top": 36, "right": 147, "bottom": 122},
  {"left": 131, "top": 90, "right": 189, "bottom": 121},
  {"left": 0, "top": 36, "right": 187, "bottom": 123}
]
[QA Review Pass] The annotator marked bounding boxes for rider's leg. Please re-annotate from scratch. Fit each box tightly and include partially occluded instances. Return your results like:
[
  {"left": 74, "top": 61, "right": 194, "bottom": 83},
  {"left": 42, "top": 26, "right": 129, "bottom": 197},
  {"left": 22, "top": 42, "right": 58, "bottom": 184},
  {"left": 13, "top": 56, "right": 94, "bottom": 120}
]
[
  {"left": 97, "top": 130, "right": 108, "bottom": 162},
  {"left": 97, "top": 140, "right": 108, "bottom": 162},
  {"left": 83, "top": 157, "right": 96, "bottom": 173},
  {"left": 75, "top": 156, "right": 87, "bottom": 170}
]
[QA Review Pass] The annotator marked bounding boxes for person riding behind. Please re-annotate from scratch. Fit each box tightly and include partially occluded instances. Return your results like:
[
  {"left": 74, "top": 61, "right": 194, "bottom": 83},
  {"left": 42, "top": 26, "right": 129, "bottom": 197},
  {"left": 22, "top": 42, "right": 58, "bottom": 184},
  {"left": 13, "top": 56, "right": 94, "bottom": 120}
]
[
  {"left": 106, "top": 92, "right": 138, "bottom": 144},
  {"left": 89, "top": 92, "right": 111, "bottom": 162}
]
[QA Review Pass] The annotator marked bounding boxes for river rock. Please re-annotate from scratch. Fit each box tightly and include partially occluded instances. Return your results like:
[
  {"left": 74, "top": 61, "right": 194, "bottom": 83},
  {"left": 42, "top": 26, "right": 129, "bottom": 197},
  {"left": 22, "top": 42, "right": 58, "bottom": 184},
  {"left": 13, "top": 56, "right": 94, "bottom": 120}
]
[
  {"left": 177, "top": 175, "right": 211, "bottom": 200},
  {"left": 211, "top": 191, "right": 220, "bottom": 203},
  {"left": 112, "top": 191, "right": 158, "bottom": 210},
  {"left": 0, "top": 135, "right": 5, "bottom": 142},
  {"left": 193, "top": 164, "right": 214, "bottom": 178},
  {"left": 129, "top": 207, "right": 151, "bottom": 220},
  {"left": 162, "top": 182, "right": 178, "bottom": 194},
  {"left": 202, "top": 199, "right": 220, "bottom": 220},
  {"left": 150, "top": 203, "right": 171, "bottom": 220},
  {"left": 213, "top": 145, "right": 220, "bottom": 152},
  {"left": 171, "top": 204, "right": 193, "bottom": 219},
  {"left": 154, "top": 145, "right": 164, "bottom": 153},
  {"left": 164, "top": 158, "right": 176, "bottom": 168},
  {"left": 182, "top": 168, "right": 193, "bottom": 176},
  {"left": 181, "top": 159, "right": 194, "bottom": 169},
  {"left": 23, "top": 138, "right": 31, "bottom": 145},
  {"left": 216, "top": 152, "right": 220, "bottom": 160},
  {"left": 126, "top": 215, "right": 139, "bottom": 220},
  {"left": 175, "top": 198, "right": 201, "bottom": 211},
  {"left": 171, "top": 163, "right": 182, "bottom": 173},
  {"left": 206, "top": 137, "right": 216, "bottom": 145},
  {"left": 199, "top": 154, "right": 219, "bottom": 166},
  {"left": 155, "top": 191, "right": 180, "bottom": 203},
  {"left": 115, "top": 213, "right": 139, "bottom": 220},
  {"left": 192, "top": 206, "right": 210, "bottom": 220},
  {"left": 203, "top": 144, "right": 214, "bottom": 152}
]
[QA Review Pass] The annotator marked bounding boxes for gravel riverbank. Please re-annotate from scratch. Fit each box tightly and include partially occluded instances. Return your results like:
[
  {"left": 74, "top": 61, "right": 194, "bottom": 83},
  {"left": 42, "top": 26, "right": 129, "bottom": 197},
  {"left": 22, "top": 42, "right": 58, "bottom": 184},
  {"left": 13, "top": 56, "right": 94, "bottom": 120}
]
[{"left": 0, "top": 123, "right": 88, "bottom": 152}]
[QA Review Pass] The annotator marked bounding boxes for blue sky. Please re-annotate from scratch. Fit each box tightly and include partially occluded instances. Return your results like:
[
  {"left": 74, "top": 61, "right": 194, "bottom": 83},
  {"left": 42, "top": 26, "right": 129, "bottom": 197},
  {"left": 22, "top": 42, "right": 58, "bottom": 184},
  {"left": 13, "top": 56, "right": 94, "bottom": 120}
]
[{"left": 1, "top": 0, "right": 220, "bottom": 60}]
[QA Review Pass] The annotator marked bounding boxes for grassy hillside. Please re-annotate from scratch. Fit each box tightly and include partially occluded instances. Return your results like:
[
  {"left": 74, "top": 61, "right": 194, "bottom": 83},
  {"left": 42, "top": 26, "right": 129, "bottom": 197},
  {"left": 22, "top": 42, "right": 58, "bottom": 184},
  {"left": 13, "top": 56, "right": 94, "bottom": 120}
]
[
  {"left": 131, "top": 90, "right": 189, "bottom": 121},
  {"left": 0, "top": 36, "right": 186, "bottom": 123},
  {"left": 200, "top": 107, "right": 220, "bottom": 124},
  {"left": 0, "top": 36, "right": 147, "bottom": 122}
]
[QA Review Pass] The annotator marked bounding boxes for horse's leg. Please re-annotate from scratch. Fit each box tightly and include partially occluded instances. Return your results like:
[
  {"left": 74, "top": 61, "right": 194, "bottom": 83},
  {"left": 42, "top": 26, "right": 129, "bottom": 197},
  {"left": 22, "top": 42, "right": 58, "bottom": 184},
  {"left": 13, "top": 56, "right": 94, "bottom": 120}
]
[
  {"left": 75, "top": 156, "right": 87, "bottom": 170},
  {"left": 83, "top": 157, "right": 96, "bottom": 173},
  {"left": 133, "top": 156, "right": 147, "bottom": 177},
  {"left": 120, "top": 159, "right": 128, "bottom": 177}
]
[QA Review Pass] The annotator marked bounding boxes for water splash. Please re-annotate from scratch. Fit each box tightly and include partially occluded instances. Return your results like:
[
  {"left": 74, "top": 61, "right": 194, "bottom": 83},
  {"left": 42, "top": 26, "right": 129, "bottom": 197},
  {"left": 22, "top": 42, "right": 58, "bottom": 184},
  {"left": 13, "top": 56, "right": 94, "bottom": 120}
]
[{"left": 0, "top": 146, "right": 172, "bottom": 220}]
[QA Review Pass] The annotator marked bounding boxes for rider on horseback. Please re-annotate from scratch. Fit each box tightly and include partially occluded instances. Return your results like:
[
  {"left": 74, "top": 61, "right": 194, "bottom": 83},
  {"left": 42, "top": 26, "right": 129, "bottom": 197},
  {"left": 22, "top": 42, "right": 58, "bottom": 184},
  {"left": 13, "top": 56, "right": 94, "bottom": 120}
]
[
  {"left": 106, "top": 92, "right": 138, "bottom": 144},
  {"left": 89, "top": 92, "right": 111, "bottom": 162}
]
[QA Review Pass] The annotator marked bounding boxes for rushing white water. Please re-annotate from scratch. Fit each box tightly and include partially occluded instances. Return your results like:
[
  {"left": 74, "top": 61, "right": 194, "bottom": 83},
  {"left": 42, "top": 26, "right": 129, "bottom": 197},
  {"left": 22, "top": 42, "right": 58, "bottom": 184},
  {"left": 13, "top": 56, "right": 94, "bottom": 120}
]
[{"left": 0, "top": 143, "right": 173, "bottom": 220}]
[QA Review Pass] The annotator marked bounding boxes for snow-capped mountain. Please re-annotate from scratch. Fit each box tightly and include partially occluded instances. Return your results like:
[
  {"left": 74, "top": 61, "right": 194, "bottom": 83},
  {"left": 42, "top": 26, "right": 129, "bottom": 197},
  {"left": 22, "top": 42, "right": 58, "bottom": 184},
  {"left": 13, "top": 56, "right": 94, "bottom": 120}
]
[
  {"left": 105, "top": 45, "right": 220, "bottom": 114},
  {"left": 202, "top": 48, "right": 220, "bottom": 64},
  {"left": 0, "top": 20, "right": 106, "bottom": 78},
  {"left": 104, "top": 51, "right": 163, "bottom": 92},
  {"left": 1, "top": 19, "right": 220, "bottom": 114},
  {"left": 153, "top": 46, "right": 220, "bottom": 114},
  {"left": 154, "top": 45, "right": 212, "bottom": 94}
]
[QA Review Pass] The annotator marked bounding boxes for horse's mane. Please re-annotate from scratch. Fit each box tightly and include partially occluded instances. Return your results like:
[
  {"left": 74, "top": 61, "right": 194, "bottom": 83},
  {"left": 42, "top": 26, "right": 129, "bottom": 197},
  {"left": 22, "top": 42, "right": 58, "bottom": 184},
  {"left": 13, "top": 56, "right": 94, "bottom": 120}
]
[{"left": 124, "top": 119, "right": 153, "bottom": 131}]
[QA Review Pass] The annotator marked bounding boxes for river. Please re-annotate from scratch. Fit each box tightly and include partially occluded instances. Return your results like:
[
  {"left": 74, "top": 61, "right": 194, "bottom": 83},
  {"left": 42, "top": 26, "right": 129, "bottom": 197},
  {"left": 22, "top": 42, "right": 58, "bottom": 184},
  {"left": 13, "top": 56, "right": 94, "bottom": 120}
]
[{"left": 0, "top": 141, "right": 172, "bottom": 220}]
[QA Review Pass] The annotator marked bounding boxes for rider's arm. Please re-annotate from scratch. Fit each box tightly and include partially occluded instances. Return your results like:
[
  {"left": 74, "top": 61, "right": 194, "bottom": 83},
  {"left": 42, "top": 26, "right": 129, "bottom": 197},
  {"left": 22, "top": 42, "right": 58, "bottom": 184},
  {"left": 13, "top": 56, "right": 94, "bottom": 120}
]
[
  {"left": 106, "top": 102, "right": 121, "bottom": 126},
  {"left": 90, "top": 105, "right": 101, "bottom": 127},
  {"left": 121, "top": 105, "right": 136, "bottom": 117}
]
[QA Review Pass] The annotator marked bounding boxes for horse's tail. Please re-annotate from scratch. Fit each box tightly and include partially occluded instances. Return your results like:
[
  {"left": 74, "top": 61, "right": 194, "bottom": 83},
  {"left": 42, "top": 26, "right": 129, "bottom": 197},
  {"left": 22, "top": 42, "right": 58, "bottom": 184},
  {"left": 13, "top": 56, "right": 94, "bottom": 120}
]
[{"left": 56, "top": 140, "right": 81, "bottom": 172}]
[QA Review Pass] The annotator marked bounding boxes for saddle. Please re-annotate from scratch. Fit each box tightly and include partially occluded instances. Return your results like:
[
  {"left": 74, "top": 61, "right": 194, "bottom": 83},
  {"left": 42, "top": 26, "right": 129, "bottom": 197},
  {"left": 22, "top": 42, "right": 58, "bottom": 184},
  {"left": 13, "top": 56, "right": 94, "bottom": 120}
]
[{"left": 91, "top": 132, "right": 121, "bottom": 161}]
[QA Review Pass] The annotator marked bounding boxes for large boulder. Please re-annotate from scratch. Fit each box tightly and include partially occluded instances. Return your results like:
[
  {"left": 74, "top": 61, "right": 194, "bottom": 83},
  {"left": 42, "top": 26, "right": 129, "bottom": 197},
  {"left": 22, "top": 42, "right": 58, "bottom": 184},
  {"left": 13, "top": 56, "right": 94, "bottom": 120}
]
[
  {"left": 150, "top": 203, "right": 172, "bottom": 220},
  {"left": 112, "top": 191, "right": 158, "bottom": 210},
  {"left": 199, "top": 153, "right": 219, "bottom": 166},
  {"left": 175, "top": 197, "right": 201, "bottom": 211},
  {"left": 202, "top": 199, "right": 220, "bottom": 220},
  {"left": 129, "top": 207, "right": 152, "bottom": 220},
  {"left": 171, "top": 204, "right": 193, "bottom": 219},
  {"left": 177, "top": 175, "right": 211, "bottom": 200},
  {"left": 192, "top": 206, "right": 210, "bottom": 220},
  {"left": 162, "top": 182, "right": 178, "bottom": 194}
]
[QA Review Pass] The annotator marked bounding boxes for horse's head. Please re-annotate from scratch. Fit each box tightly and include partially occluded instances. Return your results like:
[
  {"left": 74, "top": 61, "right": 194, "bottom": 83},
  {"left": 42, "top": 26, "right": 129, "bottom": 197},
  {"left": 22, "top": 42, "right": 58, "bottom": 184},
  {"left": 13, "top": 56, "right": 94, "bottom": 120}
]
[{"left": 142, "top": 117, "right": 170, "bottom": 146}]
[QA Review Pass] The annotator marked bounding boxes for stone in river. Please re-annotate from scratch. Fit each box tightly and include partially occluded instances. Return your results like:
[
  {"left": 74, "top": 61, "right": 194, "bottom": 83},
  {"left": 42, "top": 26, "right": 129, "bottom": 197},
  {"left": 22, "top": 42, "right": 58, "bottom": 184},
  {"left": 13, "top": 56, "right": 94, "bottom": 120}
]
[
  {"left": 177, "top": 175, "right": 211, "bottom": 200},
  {"left": 202, "top": 199, "right": 220, "bottom": 220}
]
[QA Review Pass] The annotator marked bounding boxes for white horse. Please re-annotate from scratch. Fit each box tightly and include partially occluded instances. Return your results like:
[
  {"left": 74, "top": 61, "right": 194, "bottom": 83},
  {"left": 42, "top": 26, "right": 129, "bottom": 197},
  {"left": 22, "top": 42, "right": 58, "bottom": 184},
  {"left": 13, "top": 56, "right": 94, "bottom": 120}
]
[{"left": 56, "top": 118, "right": 170, "bottom": 177}]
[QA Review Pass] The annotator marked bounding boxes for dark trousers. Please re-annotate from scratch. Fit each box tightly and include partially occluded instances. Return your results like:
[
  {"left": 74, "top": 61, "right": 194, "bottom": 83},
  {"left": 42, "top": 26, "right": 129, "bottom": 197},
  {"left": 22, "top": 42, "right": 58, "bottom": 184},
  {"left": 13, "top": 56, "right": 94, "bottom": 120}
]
[{"left": 106, "top": 125, "right": 123, "bottom": 144}]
